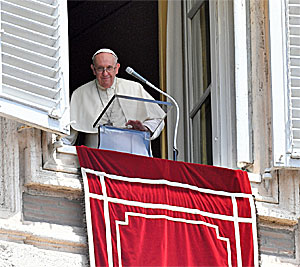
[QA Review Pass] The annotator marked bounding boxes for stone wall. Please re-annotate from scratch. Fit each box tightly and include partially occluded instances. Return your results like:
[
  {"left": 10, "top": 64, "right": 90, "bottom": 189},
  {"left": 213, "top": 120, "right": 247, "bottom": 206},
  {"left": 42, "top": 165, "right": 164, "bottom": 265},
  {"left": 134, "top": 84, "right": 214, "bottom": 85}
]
[
  {"left": 253, "top": 169, "right": 300, "bottom": 266},
  {"left": 1, "top": 115, "right": 300, "bottom": 266},
  {"left": 0, "top": 117, "right": 87, "bottom": 266}
]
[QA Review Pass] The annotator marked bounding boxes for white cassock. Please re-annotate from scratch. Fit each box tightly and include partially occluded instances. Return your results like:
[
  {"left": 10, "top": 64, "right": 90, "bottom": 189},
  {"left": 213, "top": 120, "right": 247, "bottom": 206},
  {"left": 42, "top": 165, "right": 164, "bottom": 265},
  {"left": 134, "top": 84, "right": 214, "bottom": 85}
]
[{"left": 64, "top": 77, "right": 165, "bottom": 156}]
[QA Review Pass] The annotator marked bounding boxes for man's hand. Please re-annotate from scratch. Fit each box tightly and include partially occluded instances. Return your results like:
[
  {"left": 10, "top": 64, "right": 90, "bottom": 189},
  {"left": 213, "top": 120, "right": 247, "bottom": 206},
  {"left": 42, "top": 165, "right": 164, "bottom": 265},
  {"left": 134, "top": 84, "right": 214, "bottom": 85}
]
[{"left": 125, "top": 120, "right": 149, "bottom": 132}]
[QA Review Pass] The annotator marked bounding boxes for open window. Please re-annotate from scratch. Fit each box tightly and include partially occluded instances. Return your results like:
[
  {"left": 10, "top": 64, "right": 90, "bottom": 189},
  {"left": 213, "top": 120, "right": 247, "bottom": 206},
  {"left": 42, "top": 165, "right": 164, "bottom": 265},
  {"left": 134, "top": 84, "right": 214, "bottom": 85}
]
[
  {"left": 182, "top": 0, "right": 238, "bottom": 168},
  {"left": 0, "top": 0, "right": 70, "bottom": 135},
  {"left": 184, "top": 0, "right": 212, "bottom": 165}
]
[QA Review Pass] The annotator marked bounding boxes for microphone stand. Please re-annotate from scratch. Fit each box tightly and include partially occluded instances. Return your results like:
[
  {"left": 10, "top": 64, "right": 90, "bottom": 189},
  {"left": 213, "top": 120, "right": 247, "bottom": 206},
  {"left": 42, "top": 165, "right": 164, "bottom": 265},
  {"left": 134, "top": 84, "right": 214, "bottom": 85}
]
[{"left": 126, "top": 67, "right": 179, "bottom": 161}]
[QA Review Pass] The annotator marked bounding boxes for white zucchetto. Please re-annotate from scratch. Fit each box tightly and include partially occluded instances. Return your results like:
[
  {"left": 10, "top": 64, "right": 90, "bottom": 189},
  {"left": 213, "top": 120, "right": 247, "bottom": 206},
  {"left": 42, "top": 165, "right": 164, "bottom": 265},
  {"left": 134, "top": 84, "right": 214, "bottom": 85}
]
[{"left": 92, "top": 48, "right": 118, "bottom": 61}]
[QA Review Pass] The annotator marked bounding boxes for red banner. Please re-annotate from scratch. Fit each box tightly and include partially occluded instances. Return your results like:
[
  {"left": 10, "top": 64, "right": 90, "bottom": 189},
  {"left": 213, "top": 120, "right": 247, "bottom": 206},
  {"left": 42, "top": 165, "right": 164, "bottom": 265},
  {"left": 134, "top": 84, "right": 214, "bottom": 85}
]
[{"left": 77, "top": 146, "right": 258, "bottom": 267}]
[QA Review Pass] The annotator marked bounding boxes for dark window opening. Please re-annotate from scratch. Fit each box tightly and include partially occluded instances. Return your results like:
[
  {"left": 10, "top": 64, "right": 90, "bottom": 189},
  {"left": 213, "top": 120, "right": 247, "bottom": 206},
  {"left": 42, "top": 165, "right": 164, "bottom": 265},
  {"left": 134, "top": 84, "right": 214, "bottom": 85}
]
[{"left": 67, "top": 1, "right": 161, "bottom": 157}]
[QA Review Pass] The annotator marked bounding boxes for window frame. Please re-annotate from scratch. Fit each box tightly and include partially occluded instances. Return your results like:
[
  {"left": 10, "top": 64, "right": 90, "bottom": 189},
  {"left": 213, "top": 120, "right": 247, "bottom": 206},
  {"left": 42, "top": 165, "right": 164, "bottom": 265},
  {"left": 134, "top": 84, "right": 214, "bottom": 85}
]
[
  {"left": 269, "top": 0, "right": 300, "bottom": 167},
  {"left": 183, "top": 0, "right": 238, "bottom": 168},
  {"left": 233, "top": 0, "right": 252, "bottom": 168},
  {"left": 184, "top": 0, "right": 212, "bottom": 165}
]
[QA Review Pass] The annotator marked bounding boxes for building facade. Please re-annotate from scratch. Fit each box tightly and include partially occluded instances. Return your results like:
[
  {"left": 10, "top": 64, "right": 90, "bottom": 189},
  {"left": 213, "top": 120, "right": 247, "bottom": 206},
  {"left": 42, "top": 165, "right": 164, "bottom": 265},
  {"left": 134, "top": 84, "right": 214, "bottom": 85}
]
[{"left": 0, "top": 0, "right": 299, "bottom": 266}]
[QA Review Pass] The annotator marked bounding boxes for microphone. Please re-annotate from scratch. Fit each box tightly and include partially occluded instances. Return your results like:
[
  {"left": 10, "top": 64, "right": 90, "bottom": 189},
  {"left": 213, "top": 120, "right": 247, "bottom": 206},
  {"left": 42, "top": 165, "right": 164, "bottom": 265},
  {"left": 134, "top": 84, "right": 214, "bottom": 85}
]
[
  {"left": 126, "top": 66, "right": 180, "bottom": 161},
  {"left": 126, "top": 67, "right": 148, "bottom": 84}
]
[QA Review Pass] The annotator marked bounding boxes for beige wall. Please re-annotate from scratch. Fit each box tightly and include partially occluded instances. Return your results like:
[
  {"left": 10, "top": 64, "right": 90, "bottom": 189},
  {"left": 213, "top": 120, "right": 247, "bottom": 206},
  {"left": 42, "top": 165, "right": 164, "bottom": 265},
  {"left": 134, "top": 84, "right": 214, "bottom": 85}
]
[
  {"left": 0, "top": 117, "right": 87, "bottom": 266},
  {"left": 249, "top": 1, "right": 300, "bottom": 266}
]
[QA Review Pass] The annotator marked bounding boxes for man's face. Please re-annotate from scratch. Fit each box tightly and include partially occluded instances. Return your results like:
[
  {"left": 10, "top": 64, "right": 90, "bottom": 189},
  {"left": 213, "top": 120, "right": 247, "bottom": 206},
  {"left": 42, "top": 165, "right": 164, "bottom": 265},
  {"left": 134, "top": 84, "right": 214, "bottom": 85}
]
[{"left": 91, "top": 53, "right": 120, "bottom": 89}]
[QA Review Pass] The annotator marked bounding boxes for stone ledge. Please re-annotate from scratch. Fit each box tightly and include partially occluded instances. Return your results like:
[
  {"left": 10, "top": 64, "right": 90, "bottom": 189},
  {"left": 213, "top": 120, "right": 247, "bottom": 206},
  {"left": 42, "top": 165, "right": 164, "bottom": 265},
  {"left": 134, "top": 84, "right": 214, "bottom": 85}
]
[
  {"left": 258, "top": 215, "right": 298, "bottom": 227},
  {"left": 256, "top": 202, "right": 299, "bottom": 226},
  {"left": 0, "top": 215, "right": 87, "bottom": 255},
  {"left": 0, "top": 240, "right": 88, "bottom": 267},
  {"left": 25, "top": 168, "right": 82, "bottom": 193},
  {"left": 260, "top": 253, "right": 299, "bottom": 267}
]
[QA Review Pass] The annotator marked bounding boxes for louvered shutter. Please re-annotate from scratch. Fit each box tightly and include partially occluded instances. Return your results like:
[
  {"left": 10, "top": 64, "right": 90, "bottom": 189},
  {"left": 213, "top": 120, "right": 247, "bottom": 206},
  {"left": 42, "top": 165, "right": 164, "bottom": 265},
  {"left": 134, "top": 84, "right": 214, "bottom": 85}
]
[
  {"left": 290, "top": 0, "right": 300, "bottom": 157},
  {"left": 270, "top": 0, "right": 300, "bottom": 167},
  {"left": 0, "top": 0, "right": 69, "bottom": 135}
]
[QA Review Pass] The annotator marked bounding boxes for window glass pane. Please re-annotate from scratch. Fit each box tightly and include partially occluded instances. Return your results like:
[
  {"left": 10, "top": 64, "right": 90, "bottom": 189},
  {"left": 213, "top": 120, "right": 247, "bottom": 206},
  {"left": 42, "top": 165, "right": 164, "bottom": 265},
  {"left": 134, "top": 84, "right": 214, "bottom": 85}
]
[
  {"left": 191, "top": 2, "right": 211, "bottom": 105},
  {"left": 186, "top": 0, "right": 193, "bottom": 11},
  {"left": 192, "top": 95, "right": 212, "bottom": 165},
  {"left": 190, "top": 0, "right": 199, "bottom": 7}
]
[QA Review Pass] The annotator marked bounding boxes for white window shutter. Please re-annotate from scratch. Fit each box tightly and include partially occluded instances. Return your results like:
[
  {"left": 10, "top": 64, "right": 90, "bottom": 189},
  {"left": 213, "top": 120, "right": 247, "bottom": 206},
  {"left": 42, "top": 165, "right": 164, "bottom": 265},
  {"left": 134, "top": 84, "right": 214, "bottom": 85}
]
[
  {"left": 0, "top": 0, "right": 70, "bottom": 135},
  {"left": 234, "top": 0, "right": 252, "bottom": 167},
  {"left": 270, "top": 0, "right": 300, "bottom": 167},
  {"left": 289, "top": 1, "right": 300, "bottom": 157}
]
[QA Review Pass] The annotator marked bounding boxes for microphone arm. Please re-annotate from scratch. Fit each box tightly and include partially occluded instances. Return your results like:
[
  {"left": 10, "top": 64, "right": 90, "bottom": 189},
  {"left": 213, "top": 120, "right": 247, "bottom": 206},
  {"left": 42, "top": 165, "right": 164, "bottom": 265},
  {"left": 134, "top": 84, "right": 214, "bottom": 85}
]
[{"left": 126, "top": 67, "right": 179, "bottom": 161}]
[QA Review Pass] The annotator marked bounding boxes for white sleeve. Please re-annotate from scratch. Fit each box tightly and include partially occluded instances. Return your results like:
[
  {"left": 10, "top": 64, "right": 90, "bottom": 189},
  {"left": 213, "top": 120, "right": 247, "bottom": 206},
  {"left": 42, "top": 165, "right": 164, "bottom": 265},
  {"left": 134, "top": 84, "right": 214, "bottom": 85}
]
[
  {"left": 143, "top": 119, "right": 165, "bottom": 140},
  {"left": 62, "top": 127, "right": 79, "bottom": 146}
]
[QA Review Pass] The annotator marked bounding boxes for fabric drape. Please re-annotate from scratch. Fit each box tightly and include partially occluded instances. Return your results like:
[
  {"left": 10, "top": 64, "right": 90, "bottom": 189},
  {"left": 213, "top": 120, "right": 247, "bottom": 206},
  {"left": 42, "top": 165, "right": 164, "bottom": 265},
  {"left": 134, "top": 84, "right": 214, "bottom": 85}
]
[{"left": 77, "top": 146, "right": 257, "bottom": 267}]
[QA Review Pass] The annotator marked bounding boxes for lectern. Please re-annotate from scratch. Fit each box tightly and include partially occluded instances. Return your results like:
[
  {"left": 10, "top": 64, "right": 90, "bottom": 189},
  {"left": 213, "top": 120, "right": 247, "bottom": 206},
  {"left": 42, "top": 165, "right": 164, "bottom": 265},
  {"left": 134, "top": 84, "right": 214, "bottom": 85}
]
[{"left": 93, "top": 95, "right": 172, "bottom": 156}]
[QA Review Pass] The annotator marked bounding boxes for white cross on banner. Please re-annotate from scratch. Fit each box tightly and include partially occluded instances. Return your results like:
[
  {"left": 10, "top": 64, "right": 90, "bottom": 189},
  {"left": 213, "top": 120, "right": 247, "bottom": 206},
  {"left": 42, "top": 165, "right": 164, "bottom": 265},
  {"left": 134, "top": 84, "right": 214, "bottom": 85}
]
[{"left": 77, "top": 146, "right": 258, "bottom": 267}]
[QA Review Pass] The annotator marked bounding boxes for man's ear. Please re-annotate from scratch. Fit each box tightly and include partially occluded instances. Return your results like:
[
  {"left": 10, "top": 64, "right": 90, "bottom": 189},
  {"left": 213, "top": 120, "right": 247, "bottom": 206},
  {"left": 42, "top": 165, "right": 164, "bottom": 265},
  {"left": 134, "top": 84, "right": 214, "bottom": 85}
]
[
  {"left": 91, "top": 64, "right": 96, "bottom": 75},
  {"left": 115, "top": 63, "right": 120, "bottom": 75}
]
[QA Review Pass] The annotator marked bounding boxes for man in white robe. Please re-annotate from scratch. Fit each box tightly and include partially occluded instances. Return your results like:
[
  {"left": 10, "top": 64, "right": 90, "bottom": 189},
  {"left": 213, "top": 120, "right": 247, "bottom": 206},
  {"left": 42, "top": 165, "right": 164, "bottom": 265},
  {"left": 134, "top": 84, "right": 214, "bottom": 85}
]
[{"left": 64, "top": 48, "right": 165, "bottom": 156}]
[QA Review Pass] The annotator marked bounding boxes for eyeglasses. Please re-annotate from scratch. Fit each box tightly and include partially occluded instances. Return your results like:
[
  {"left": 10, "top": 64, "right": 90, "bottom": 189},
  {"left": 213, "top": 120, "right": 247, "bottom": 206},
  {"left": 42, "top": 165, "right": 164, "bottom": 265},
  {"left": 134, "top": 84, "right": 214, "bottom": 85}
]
[{"left": 94, "top": 65, "right": 117, "bottom": 73}]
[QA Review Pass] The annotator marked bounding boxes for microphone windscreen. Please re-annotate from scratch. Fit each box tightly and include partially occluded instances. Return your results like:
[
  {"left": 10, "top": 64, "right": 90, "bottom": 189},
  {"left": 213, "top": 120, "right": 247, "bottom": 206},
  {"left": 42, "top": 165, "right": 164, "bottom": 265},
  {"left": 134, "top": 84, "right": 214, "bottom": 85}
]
[{"left": 126, "top": 67, "right": 134, "bottom": 74}]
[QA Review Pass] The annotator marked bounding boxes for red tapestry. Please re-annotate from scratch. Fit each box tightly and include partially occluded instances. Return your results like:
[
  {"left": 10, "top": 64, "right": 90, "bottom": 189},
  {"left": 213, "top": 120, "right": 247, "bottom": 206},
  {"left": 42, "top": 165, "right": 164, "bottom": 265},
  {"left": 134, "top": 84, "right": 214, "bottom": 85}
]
[{"left": 76, "top": 146, "right": 258, "bottom": 267}]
